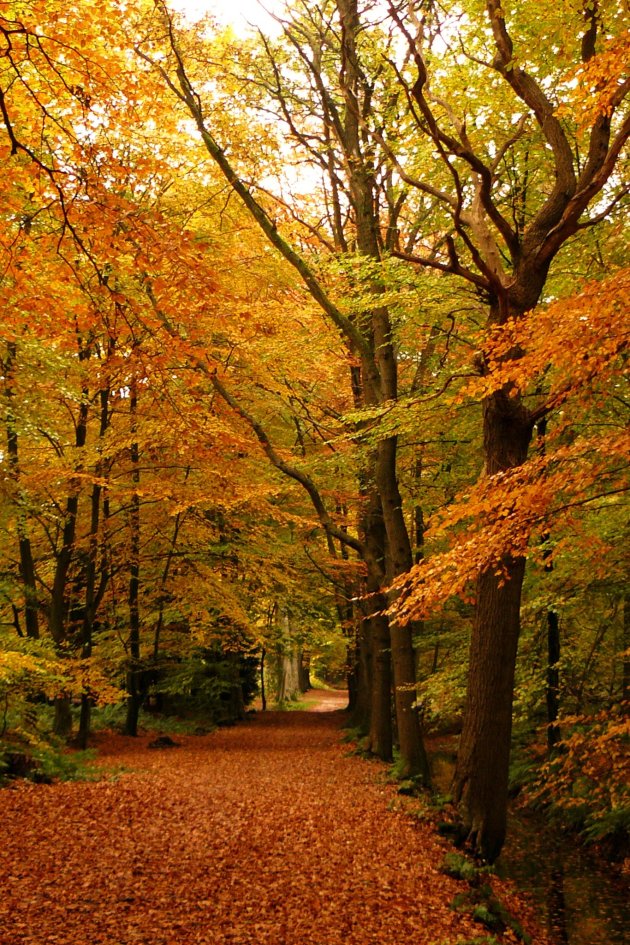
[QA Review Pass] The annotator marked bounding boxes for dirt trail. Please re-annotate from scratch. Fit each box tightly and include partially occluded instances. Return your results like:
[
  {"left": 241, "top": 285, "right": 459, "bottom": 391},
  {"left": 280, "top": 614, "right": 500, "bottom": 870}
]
[
  {"left": 0, "top": 709, "right": 545, "bottom": 945},
  {"left": 301, "top": 688, "right": 349, "bottom": 712}
]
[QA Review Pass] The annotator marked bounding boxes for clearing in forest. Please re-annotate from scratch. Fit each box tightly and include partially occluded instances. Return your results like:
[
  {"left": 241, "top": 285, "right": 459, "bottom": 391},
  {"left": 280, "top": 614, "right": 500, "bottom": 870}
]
[{"left": 0, "top": 705, "right": 546, "bottom": 945}]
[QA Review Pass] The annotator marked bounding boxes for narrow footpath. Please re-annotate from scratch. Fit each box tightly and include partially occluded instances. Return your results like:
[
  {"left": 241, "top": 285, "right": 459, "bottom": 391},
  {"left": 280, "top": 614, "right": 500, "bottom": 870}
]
[{"left": 0, "top": 701, "right": 547, "bottom": 945}]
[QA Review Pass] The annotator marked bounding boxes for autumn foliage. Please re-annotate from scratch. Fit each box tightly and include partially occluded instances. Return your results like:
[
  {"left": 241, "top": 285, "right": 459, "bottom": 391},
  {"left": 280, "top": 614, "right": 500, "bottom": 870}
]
[{"left": 1, "top": 0, "right": 629, "bottom": 904}]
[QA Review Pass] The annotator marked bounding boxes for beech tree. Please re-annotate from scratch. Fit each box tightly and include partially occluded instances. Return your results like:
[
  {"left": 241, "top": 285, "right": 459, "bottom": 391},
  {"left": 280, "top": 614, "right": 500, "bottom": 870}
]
[
  {"left": 383, "top": 0, "right": 629, "bottom": 859},
  {"left": 139, "top": 0, "right": 449, "bottom": 779}
]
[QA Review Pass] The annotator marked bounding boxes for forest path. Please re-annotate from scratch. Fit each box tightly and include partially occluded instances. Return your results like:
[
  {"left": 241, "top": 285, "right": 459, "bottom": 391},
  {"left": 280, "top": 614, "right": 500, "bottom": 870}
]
[
  {"left": 0, "top": 711, "right": 541, "bottom": 945},
  {"left": 300, "top": 687, "right": 349, "bottom": 712}
]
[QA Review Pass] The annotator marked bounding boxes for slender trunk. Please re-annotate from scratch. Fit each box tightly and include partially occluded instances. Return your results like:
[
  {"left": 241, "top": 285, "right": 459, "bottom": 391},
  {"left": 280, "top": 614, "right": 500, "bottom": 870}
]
[
  {"left": 260, "top": 647, "right": 266, "bottom": 712},
  {"left": 454, "top": 386, "right": 532, "bottom": 861},
  {"left": 51, "top": 381, "right": 90, "bottom": 738},
  {"left": 4, "top": 343, "right": 40, "bottom": 639},
  {"left": 623, "top": 592, "right": 630, "bottom": 709},
  {"left": 152, "top": 488, "right": 188, "bottom": 661},
  {"left": 546, "top": 609, "right": 561, "bottom": 750},
  {"left": 376, "top": 438, "right": 431, "bottom": 782},
  {"left": 536, "top": 417, "right": 562, "bottom": 752},
  {"left": 77, "top": 472, "right": 101, "bottom": 749},
  {"left": 49, "top": 386, "right": 89, "bottom": 647},
  {"left": 349, "top": 611, "right": 371, "bottom": 731},
  {"left": 125, "top": 381, "right": 142, "bottom": 736},
  {"left": 78, "top": 384, "right": 111, "bottom": 749}
]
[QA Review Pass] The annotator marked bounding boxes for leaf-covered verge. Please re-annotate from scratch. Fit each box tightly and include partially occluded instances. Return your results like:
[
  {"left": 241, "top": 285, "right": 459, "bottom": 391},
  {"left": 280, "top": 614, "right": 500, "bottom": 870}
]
[{"left": 0, "top": 710, "right": 550, "bottom": 945}]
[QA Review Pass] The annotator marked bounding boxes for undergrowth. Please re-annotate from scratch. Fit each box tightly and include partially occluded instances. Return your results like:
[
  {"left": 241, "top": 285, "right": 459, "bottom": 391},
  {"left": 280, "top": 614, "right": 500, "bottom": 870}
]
[
  {"left": 441, "top": 852, "right": 531, "bottom": 944},
  {"left": 0, "top": 732, "right": 98, "bottom": 785}
]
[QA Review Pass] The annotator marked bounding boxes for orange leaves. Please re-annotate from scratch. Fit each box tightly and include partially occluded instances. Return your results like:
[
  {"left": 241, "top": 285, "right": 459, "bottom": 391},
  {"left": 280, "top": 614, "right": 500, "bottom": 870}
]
[
  {"left": 387, "top": 269, "right": 629, "bottom": 626},
  {"left": 558, "top": 29, "right": 630, "bottom": 130},
  {"left": 463, "top": 269, "right": 630, "bottom": 412},
  {"left": 0, "top": 712, "right": 549, "bottom": 944},
  {"left": 524, "top": 706, "right": 630, "bottom": 840},
  {"left": 391, "top": 427, "right": 629, "bottom": 625}
]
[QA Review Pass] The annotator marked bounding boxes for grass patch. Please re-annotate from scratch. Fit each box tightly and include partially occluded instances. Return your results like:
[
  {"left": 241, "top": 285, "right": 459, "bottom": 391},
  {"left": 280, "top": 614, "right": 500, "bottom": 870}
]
[{"left": 271, "top": 698, "right": 310, "bottom": 711}]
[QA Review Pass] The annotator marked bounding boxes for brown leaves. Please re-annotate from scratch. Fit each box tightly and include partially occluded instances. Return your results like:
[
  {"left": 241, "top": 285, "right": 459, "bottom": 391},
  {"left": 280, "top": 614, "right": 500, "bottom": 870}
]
[{"left": 0, "top": 711, "right": 547, "bottom": 944}]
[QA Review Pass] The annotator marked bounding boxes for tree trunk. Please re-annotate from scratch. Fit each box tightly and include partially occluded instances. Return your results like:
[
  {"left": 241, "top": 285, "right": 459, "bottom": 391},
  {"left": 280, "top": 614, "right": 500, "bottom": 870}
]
[
  {"left": 367, "top": 606, "right": 393, "bottom": 761},
  {"left": 623, "top": 591, "right": 630, "bottom": 708},
  {"left": 376, "top": 438, "right": 431, "bottom": 782},
  {"left": 546, "top": 609, "right": 561, "bottom": 750},
  {"left": 347, "top": 605, "right": 371, "bottom": 732},
  {"left": 298, "top": 650, "right": 311, "bottom": 692},
  {"left": 354, "top": 619, "right": 372, "bottom": 730},
  {"left": 77, "top": 699, "right": 91, "bottom": 750},
  {"left": 4, "top": 342, "right": 40, "bottom": 640},
  {"left": 124, "top": 381, "right": 142, "bottom": 737},
  {"left": 77, "top": 384, "right": 111, "bottom": 750},
  {"left": 361, "top": 489, "right": 393, "bottom": 760},
  {"left": 453, "top": 388, "right": 532, "bottom": 861},
  {"left": 260, "top": 647, "right": 267, "bottom": 711},
  {"left": 53, "top": 697, "right": 73, "bottom": 738}
]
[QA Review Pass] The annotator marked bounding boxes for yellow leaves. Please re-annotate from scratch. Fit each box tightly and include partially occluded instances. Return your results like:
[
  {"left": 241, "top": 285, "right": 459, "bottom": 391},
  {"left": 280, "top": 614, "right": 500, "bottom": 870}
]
[
  {"left": 0, "top": 644, "right": 124, "bottom": 704},
  {"left": 0, "top": 649, "right": 51, "bottom": 686}
]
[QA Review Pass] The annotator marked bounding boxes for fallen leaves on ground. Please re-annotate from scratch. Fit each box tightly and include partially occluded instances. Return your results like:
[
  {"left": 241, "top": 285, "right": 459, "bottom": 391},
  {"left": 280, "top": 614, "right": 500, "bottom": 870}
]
[{"left": 0, "top": 706, "right": 549, "bottom": 945}]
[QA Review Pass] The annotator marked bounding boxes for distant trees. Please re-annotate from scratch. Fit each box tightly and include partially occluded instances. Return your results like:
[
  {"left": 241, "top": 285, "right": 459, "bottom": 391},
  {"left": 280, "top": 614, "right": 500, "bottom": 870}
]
[{"left": 0, "top": 0, "right": 346, "bottom": 750}]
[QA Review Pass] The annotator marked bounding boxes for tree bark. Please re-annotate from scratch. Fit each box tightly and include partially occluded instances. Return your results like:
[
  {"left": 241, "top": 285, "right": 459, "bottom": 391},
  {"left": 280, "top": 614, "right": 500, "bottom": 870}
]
[
  {"left": 360, "top": 488, "right": 393, "bottom": 760},
  {"left": 125, "top": 380, "right": 142, "bottom": 736},
  {"left": 78, "top": 383, "right": 112, "bottom": 749},
  {"left": 453, "top": 387, "right": 532, "bottom": 861},
  {"left": 546, "top": 609, "right": 561, "bottom": 751},
  {"left": 4, "top": 342, "right": 40, "bottom": 640},
  {"left": 367, "top": 605, "right": 393, "bottom": 762},
  {"left": 260, "top": 646, "right": 267, "bottom": 712},
  {"left": 623, "top": 591, "right": 630, "bottom": 709}
]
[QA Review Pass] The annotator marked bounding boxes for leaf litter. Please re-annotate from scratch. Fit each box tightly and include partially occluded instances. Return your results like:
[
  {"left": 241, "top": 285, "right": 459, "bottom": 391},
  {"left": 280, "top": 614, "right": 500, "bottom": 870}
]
[{"left": 0, "top": 707, "right": 550, "bottom": 945}]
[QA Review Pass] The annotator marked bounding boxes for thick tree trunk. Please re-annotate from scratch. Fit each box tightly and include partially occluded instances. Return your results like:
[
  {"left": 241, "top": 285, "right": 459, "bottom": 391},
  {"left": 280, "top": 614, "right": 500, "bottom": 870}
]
[
  {"left": 454, "top": 388, "right": 532, "bottom": 861},
  {"left": 53, "top": 697, "right": 73, "bottom": 738},
  {"left": 454, "top": 559, "right": 526, "bottom": 861},
  {"left": 367, "top": 605, "right": 393, "bottom": 762},
  {"left": 361, "top": 489, "right": 393, "bottom": 760}
]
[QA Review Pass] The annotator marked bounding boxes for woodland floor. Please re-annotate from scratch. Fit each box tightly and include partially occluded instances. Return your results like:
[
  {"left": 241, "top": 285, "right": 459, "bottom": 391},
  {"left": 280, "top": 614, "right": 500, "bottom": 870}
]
[{"left": 0, "top": 693, "right": 550, "bottom": 945}]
